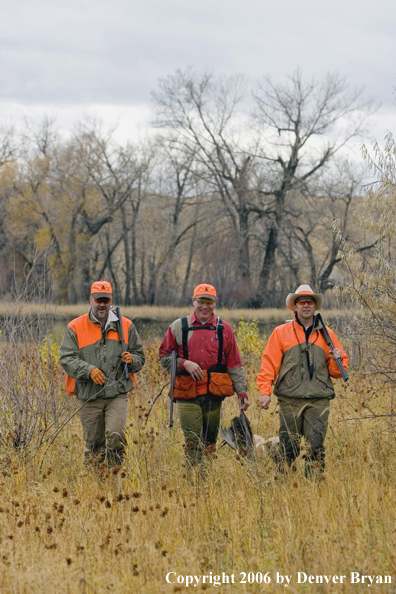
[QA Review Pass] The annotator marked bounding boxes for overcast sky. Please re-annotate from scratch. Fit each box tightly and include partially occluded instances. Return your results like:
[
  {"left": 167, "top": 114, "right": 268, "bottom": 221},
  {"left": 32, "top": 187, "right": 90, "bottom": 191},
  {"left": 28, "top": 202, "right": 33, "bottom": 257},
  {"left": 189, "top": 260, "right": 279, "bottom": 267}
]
[{"left": 0, "top": 0, "right": 395, "bottom": 144}]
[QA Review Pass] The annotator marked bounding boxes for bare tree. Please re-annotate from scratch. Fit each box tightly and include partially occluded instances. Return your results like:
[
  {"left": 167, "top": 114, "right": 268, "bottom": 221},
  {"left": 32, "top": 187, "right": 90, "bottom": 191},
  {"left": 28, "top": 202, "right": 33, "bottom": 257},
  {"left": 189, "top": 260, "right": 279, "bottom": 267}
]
[
  {"left": 251, "top": 70, "right": 375, "bottom": 304},
  {"left": 152, "top": 69, "right": 267, "bottom": 297}
]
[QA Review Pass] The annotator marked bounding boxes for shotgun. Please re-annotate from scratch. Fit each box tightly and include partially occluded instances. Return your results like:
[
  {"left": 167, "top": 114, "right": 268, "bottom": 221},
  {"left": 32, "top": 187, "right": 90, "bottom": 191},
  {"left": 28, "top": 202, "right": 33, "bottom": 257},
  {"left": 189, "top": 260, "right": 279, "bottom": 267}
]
[
  {"left": 169, "top": 350, "right": 177, "bottom": 427},
  {"left": 316, "top": 313, "right": 348, "bottom": 382},
  {"left": 115, "top": 307, "right": 130, "bottom": 380}
]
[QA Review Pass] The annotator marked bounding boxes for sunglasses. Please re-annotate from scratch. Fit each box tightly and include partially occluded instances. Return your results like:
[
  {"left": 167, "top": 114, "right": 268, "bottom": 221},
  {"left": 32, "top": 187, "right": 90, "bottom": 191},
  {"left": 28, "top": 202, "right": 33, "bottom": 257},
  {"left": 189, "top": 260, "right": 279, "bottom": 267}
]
[
  {"left": 195, "top": 298, "right": 215, "bottom": 305},
  {"left": 296, "top": 299, "right": 315, "bottom": 306},
  {"left": 93, "top": 297, "right": 112, "bottom": 304}
]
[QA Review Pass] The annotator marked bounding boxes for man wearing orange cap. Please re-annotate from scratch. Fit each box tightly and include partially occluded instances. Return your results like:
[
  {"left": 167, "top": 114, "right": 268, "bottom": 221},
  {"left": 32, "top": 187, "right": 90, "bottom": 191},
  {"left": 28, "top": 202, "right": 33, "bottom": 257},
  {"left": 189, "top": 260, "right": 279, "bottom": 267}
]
[
  {"left": 256, "top": 285, "right": 348, "bottom": 475},
  {"left": 159, "top": 283, "right": 248, "bottom": 471},
  {"left": 60, "top": 281, "right": 145, "bottom": 466}
]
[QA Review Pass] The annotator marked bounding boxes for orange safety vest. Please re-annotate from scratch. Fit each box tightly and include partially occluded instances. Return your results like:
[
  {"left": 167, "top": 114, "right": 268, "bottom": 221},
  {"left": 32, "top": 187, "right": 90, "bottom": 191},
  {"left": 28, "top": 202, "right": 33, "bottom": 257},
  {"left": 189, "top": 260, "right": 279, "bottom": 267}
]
[
  {"left": 172, "top": 316, "right": 234, "bottom": 400},
  {"left": 65, "top": 314, "right": 135, "bottom": 395}
]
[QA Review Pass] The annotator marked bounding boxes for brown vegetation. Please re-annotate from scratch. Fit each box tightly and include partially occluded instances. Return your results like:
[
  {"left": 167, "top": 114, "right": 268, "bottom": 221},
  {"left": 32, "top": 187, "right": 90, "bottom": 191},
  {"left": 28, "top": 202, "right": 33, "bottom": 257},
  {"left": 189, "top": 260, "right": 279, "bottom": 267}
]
[
  {"left": 0, "top": 327, "right": 394, "bottom": 594},
  {"left": 0, "top": 70, "right": 375, "bottom": 307}
]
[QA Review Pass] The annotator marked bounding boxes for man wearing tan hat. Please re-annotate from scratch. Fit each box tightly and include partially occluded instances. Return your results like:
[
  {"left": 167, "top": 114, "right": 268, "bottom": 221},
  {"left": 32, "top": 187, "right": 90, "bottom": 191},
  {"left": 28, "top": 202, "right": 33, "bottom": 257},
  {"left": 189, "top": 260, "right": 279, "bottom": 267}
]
[
  {"left": 60, "top": 281, "right": 145, "bottom": 466},
  {"left": 159, "top": 283, "right": 248, "bottom": 473},
  {"left": 256, "top": 285, "right": 348, "bottom": 475}
]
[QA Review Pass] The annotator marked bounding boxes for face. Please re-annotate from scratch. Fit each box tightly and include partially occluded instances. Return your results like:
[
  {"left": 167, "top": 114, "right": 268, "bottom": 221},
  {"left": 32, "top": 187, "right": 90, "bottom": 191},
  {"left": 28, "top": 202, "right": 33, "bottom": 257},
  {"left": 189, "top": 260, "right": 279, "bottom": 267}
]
[
  {"left": 294, "top": 298, "right": 316, "bottom": 324},
  {"left": 192, "top": 297, "right": 216, "bottom": 322},
  {"left": 90, "top": 295, "right": 112, "bottom": 322}
]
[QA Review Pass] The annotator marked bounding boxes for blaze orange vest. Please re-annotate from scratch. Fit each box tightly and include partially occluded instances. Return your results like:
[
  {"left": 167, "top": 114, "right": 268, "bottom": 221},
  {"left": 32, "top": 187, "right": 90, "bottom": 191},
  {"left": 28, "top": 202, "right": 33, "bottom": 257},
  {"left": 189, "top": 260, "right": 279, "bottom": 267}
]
[{"left": 65, "top": 314, "right": 135, "bottom": 395}]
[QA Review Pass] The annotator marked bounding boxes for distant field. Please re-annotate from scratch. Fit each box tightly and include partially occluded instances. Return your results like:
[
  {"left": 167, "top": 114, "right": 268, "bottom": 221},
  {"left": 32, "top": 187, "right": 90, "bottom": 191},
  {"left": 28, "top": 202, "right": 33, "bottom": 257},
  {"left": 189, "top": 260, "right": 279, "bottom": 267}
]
[{"left": 0, "top": 302, "right": 344, "bottom": 322}]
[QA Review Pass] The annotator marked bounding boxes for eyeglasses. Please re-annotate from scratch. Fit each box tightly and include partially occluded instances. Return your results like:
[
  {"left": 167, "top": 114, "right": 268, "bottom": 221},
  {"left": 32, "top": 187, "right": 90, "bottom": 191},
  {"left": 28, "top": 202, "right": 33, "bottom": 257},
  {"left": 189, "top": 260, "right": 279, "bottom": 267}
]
[
  {"left": 93, "top": 297, "right": 112, "bottom": 304},
  {"left": 296, "top": 299, "right": 315, "bottom": 306},
  {"left": 194, "top": 298, "right": 215, "bottom": 305}
]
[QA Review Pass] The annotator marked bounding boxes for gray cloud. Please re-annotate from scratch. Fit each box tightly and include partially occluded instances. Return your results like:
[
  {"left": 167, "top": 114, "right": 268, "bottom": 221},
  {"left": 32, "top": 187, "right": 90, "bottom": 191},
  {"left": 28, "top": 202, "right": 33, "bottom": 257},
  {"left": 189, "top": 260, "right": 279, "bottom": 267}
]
[{"left": 0, "top": 0, "right": 395, "bottom": 109}]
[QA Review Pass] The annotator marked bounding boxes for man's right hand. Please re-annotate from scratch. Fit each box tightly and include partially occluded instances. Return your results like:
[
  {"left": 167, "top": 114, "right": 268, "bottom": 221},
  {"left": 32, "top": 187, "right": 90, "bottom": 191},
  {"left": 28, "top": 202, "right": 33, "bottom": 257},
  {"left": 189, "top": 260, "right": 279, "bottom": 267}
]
[
  {"left": 258, "top": 394, "right": 271, "bottom": 410},
  {"left": 183, "top": 360, "right": 205, "bottom": 381},
  {"left": 90, "top": 368, "right": 106, "bottom": 385}
]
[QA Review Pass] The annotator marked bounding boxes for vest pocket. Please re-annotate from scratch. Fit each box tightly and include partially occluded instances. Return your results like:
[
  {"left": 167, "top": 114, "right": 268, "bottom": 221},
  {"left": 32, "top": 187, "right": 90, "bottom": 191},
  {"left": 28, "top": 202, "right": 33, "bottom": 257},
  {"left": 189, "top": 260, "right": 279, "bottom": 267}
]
[
  {"left": 277, "top": 364, "right": 299, "bottom": 390},
  {"left": 171, "top": 375, "right": 198, "bottom": 400},
  {"left": 208, "top": 372, "right": 234, "bottom": 397}
]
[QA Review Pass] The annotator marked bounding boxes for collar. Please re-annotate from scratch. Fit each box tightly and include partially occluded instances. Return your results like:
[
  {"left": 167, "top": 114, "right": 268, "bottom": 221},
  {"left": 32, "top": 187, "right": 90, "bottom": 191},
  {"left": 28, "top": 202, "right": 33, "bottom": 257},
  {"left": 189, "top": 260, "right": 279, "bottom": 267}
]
[
  {"left": 89, "top": 307, "right": 119, "bottom": 330},
  {"left": 191, "top": 312, "right": 217, "bottom": 326},
  {"left": 295, "top": 314, "right": 316, "bottom": 331}
]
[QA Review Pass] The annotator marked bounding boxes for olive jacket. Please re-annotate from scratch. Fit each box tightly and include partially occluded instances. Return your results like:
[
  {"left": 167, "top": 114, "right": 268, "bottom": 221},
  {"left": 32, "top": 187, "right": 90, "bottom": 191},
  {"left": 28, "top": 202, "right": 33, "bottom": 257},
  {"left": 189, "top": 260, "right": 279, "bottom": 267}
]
[
  {"left": 256, "top": 316, "right": 348, "bottom": 399},
  {"left": 59, "top": 308, "right": 145, "bottom": 401}
]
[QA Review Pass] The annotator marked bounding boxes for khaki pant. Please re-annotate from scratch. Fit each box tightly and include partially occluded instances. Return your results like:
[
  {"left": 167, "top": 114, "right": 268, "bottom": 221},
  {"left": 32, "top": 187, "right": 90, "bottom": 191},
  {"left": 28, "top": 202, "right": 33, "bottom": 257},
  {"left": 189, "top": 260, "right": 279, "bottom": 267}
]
[
  {"left": 177, "top": 394, "right": 222, "bottom": 467},
  {"left": 78, "top": 395, "right": 128, "bottom": 464},
  {"left": 277, "top": 396, "right": 330, "bottom": 473}
]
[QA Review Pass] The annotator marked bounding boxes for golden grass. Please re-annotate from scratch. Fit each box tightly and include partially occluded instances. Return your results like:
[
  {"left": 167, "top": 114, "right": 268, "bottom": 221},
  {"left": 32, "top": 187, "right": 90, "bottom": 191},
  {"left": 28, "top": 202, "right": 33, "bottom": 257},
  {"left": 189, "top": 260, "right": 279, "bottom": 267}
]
[
  {"left": 0, "top": 337, "right": 394, "bottom": 593},
  {"left": 0, "top": 302, "right": 344, "bottom": 323}
]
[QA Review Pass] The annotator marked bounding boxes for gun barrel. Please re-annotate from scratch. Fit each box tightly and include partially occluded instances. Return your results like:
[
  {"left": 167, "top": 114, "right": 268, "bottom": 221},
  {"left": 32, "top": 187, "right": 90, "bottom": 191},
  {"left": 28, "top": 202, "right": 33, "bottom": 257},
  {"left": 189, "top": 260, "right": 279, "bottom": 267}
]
[
  {"left": 169, "top": 350, "right": 177, "bottom": 427},
  {"left": 317, "top": 313, "right": 348, "bottom": 382},
  {"left": 115, "top": 307, "right": 130, "bottom": 380}
]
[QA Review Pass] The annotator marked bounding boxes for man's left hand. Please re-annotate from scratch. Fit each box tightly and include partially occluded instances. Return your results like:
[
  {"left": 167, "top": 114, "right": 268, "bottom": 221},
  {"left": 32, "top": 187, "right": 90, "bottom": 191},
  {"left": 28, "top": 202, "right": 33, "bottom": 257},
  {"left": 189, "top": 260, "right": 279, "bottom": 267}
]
[
  {"left": 329, "top": 348, "right": 342, "bottom": 360},
  {"left": 121, "top": 352, "right": 132, "bottom": 364},
  {"left": 238, "top": 393, "right": 249, "bottom": 411}
]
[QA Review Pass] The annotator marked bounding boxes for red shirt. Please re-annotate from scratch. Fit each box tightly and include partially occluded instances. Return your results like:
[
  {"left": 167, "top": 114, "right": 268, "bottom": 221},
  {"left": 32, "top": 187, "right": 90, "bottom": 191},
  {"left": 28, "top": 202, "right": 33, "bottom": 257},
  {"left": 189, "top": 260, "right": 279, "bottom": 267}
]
[{"left": 159, "top": 313, "right": 243, "bottom": 372}]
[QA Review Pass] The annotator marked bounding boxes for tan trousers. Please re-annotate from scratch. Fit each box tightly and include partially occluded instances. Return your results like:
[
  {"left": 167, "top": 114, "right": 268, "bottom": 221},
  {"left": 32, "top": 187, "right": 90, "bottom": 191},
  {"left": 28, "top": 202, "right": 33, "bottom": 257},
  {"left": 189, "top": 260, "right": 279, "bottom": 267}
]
[{"left": 78, "top": 395, "right": 128, "bottom": 464}]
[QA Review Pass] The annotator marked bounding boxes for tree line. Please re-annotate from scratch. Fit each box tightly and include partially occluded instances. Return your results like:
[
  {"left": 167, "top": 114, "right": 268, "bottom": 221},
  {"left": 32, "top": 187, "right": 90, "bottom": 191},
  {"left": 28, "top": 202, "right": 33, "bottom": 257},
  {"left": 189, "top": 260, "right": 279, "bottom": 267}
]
[{"left": 0, "top": 69, "right": 377, "bottom": 307}]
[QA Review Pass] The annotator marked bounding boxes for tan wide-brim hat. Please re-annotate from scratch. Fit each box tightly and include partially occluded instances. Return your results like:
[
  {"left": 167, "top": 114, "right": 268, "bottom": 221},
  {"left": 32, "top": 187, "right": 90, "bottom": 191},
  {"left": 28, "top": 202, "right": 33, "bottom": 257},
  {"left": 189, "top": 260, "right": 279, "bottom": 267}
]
[{"left": 286, "top": 285, "right": 323, "bottom": 311}]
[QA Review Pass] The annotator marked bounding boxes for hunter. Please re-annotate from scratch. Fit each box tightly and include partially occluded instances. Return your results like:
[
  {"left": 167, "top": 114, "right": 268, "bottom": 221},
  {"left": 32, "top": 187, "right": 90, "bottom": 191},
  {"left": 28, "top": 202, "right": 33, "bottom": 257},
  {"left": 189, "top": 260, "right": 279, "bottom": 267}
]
[
  {"left": 256, "top": 285, "right": 349, "bottom": 474},
  {"left": 159, "top": 283, "right": 248, "bottom": 470},
  {"left": 59, "top": 281, "right": 145, "bottom": 465}
]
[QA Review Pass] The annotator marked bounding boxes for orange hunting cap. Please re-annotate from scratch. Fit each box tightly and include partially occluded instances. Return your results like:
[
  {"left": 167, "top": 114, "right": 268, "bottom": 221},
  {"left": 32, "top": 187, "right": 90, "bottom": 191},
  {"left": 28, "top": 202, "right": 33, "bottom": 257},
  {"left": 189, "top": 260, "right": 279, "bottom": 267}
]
[
  {"left": 193, "top": 283, "right": 217, "bottom": 301},
  {"left": 91, "top": 280, "right": 112, "bottom": 299}
]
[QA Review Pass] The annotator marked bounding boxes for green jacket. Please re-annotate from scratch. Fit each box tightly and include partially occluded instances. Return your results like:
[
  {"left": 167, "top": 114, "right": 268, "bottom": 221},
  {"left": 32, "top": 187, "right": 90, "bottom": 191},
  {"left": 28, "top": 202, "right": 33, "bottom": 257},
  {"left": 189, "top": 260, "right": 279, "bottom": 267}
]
[{"left": 59, "top": 308, "right": 145, "bottom": 401}]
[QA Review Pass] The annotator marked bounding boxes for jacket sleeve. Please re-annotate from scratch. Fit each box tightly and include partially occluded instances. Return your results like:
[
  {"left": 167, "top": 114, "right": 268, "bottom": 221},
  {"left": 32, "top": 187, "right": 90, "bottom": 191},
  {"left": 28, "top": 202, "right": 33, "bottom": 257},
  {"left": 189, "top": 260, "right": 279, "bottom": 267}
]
[
  {"left": 326, "top": 329, "right": 349, "bottom": 378},
  {"left": 159, "top": 326, "right": 183, "bottom": 373},
  {"left": 127, "top": 322, "right": 145, "bottom": 373},
  {"left": 59, "top": 326, "right": 95, "bottom": 380},
  {"left": 256, "top": 328, "right": 284, "bottom": 396},
  {"left": 223, "top": 324, "right": 248, "bottom": 393},
  {"left": 228, "top": 367, "right": 248, "bottom": 394}
]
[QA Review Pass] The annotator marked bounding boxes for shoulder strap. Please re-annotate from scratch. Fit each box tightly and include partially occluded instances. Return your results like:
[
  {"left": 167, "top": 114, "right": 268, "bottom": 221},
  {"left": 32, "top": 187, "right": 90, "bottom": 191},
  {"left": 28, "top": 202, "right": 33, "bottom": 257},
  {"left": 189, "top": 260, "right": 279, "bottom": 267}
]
[
  {"left": 216, "top": 317, "right": 224, "bottom": 367},
  {"left": 181, "top": 316, "right": 189, "bottom": 360}
]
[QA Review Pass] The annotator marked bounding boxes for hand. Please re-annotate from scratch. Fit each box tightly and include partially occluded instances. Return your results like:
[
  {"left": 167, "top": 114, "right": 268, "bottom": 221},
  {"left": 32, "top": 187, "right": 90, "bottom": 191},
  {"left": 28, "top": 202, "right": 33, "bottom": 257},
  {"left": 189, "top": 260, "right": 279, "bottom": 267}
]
[
  {"left": 183, "top": 360, "right": 205, "bottom": 381},
  {"left": 258, "top": 394, "right": 271, "bottom": 410},
  {"left": 238, "top": 393, "right": 249, "bottom": 411},
  {"left": 90, "top": 368, "right": 106, "bottom": 385},
  {"left": 121, "top": 351, "right": 132, "bottom": 364},
  {"left": 329, "top": 348, "right": 342, "bottom": 360}
]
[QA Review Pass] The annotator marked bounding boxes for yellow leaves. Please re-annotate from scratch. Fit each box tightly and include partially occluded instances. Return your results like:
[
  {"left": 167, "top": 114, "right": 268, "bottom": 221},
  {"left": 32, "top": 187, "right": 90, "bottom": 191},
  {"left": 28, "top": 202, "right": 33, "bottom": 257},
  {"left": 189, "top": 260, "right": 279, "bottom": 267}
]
[
  {"left": 0, "top": 159, "right": 19, "bottom": 187},
  {"left": 34, "top": 228, "right": 52, "bottom": 251}
]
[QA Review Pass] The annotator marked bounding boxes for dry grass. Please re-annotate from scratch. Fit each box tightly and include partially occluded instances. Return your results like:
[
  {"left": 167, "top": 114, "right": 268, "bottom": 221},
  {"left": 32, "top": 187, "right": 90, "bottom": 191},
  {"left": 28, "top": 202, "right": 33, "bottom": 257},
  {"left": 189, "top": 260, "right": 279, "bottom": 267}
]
[
  {"left": 0, "top": 302, "right": 343, "bottom": 323},
  {"left": 0, "top": 335, "right": 395, "bottom": 593}
]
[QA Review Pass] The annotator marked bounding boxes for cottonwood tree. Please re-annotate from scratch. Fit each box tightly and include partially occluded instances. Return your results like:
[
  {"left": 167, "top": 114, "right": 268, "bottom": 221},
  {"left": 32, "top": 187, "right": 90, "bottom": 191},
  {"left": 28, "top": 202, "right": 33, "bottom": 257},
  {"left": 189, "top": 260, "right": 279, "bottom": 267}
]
[
  {"left": 152, "top": 69, "right": 266, "bottom": 300},
  {"left": 251, "top": 70, "right": 375, "bottom": 305}
]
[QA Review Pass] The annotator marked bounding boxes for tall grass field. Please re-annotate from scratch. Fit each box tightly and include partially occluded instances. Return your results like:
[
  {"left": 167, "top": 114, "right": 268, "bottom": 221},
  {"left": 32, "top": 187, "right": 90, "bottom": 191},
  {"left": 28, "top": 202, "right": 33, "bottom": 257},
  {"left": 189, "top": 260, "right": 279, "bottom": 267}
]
[{"left": 0, "top": 319, "right": 394, "bottom": 593}]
